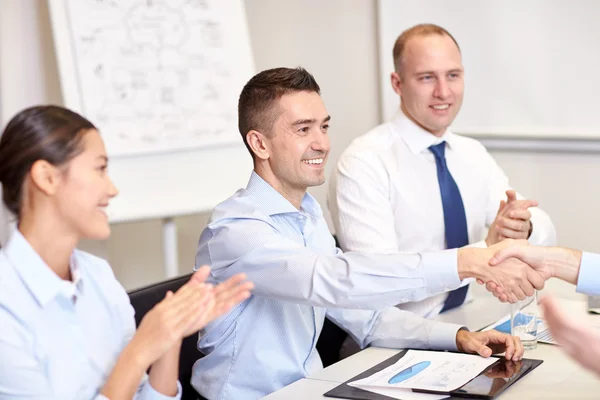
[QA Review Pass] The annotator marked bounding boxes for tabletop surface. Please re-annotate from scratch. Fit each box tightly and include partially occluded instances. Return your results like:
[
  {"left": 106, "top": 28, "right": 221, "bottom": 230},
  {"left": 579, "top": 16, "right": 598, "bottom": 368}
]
[{"left": 266, "top": 293, "right": 600, "bottom": 399}]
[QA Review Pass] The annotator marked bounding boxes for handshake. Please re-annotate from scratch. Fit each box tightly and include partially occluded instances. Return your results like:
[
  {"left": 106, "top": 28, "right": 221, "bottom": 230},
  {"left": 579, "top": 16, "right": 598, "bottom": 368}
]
[{"left": 458, "top": 239, "right": 561, "bottom": 303}]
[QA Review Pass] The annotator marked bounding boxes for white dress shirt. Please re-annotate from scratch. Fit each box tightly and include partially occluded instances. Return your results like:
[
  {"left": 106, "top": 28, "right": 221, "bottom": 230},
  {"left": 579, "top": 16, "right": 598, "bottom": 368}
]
[{"left": 329, "top": 110, "right": 556, "bottom": 318}]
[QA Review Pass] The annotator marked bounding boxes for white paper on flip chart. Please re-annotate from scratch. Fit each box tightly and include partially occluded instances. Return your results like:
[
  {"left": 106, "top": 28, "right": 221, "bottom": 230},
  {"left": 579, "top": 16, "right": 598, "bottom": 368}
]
[{"left": 348, "top": 350, "right": 497, "bottom": 393}]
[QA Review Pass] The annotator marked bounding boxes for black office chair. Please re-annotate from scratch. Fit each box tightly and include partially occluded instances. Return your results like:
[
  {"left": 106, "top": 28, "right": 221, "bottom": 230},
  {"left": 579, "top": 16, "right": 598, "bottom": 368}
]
[
  {"left": 128, "top": 273, "right": 206, "bottom": 400},
  {"left": 315, "top": 234, "right": 350, "bottom": 368}
]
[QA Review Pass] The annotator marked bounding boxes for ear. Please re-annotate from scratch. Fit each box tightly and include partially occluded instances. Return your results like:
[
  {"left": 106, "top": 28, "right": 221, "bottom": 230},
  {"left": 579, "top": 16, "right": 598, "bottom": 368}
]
[
  {"left": 246, "top": 130, "right": 270, "bottom": 161},
  {"left": 390, "top": 71, "right": 403, "bottom": 96},
  {"left": 29, "top": 160, "right": 62, "bottom": 196}
]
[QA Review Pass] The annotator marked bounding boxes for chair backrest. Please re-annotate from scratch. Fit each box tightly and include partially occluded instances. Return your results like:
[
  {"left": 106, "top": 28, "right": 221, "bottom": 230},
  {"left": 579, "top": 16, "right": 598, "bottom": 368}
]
[{"left": 128, "top": 273, "right": 205, "bottom": 400}]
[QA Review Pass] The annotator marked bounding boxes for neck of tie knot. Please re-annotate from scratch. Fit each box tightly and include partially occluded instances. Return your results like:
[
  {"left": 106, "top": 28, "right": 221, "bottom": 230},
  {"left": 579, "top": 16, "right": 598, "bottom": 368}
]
[{"left": 428, "top": 141, "right": 446, "bottom": 160}]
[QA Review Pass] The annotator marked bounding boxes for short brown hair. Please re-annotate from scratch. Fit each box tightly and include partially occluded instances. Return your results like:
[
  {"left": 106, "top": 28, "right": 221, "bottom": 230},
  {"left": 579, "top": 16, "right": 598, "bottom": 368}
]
[
  {"left": 237, "top": 67, "right": 321, "bottom": 157},
  {"left": 0, "top": 105, "right": 95, "bottom": 218},
  {"left": 392, "top": 24, "right": 460, "bottom": 75}
]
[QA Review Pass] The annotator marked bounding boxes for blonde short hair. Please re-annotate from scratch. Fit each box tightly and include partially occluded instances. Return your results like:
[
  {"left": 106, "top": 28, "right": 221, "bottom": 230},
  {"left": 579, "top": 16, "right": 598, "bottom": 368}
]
[{"left": 392, "top": 24, "right": 460, "bottom": 75}]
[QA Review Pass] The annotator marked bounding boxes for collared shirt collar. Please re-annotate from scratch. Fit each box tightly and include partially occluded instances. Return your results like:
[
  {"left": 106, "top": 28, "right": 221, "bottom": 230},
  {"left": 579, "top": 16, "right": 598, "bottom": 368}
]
[
  {"left": 245, "top": 171, "right": 323, "bottom": 219},
  {"left": 70, "top": 252, "right": 84, "bottom": 294},
  {"left": 4, "top": 230, "right": 83, "bottom": 307},
  {"left": 390, "top": 109, "right": 456, "bottom": 155}
]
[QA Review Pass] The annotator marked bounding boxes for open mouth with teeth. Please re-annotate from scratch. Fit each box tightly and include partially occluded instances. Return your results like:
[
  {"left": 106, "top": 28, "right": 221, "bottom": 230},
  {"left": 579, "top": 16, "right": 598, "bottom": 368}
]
[
  {"left": 431, "top": 104, "right": 450, "bottom": 110},
  {"left": 302, "top": 158, "right": 324, "bottom": 165},
  {"left": 98, "top": 205, "right": 109, "bottom": 217}
]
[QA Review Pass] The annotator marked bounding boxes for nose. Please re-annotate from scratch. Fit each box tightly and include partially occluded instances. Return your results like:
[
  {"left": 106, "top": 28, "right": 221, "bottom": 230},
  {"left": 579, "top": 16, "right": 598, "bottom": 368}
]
[
  {"left": 311, "top": 130, "right": 330, "bottom": 153},
  {"left": 107, "top": 176, "right": 119, "bottom": 198},
  {"left": 433, "top": 78, "right": 451, "bottom": 99}
]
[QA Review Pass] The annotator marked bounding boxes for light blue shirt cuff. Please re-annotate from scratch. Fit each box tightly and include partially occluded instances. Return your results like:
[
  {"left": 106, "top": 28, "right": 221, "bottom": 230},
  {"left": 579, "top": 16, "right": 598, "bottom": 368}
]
[
  {"left": 428, "top": 322, "right": 464, "bottom": 352},
  {"left": 577, "top": 252, "right": 600, "bottom": 296},
  {"left": 139, "top": 380, "right": 183, "bottom": 400},
  {"left": 422, "top": 249, "right": 461, "bottom": 294}
]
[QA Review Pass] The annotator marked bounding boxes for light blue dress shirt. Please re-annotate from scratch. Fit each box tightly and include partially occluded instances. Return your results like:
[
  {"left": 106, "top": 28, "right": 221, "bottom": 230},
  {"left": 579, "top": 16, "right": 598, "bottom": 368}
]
[
  {"left": 192, "top": 172, "right": 464, "bottom": 399},
  {"left": 577, "top": 252, "right": 600, "bottom": 295},
  {"left": 0, "top": 231, "right": 181, "bottom": 400}
]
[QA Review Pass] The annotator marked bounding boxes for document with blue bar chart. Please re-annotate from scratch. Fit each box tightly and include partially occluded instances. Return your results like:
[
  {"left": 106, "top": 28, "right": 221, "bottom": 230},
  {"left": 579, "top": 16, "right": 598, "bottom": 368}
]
[{"left": 348, "top": 349, "right": 497, "bottom": 399}]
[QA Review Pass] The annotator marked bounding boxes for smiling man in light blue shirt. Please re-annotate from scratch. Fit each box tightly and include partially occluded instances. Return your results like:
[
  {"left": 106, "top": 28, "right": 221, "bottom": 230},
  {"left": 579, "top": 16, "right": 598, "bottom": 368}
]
[{"left": 192, "top": 67, "right": 541, "bottom": 399}]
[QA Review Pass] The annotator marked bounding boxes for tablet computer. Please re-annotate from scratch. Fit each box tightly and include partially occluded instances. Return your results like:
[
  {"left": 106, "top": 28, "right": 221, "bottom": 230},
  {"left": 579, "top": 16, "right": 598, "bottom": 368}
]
[{"left": 324, "top": 350, "right": 543, "bottom": 400}]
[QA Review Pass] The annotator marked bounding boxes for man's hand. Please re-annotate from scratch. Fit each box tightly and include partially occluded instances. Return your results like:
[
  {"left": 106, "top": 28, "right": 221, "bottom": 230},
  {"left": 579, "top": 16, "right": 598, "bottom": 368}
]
[
  {"left": 486, "top": 190, "right": 538, "bottom": 246},
  {"left": 459, "top": 240, "right": 546, "bottom": 303},
  {"left": 456, "top": 329, "right": 524, "bottom": 361},
  {"left": 540, "top": 296, "right": 600, "bottom": 376},
  {"left": 485, "top": 242, "right": 581, "bottom": 302}
]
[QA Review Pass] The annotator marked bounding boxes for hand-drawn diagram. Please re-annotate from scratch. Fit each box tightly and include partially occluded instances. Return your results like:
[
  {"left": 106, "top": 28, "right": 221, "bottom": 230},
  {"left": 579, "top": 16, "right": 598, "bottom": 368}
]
[{"left": 63, "top": 0, "right": 251, "bottom": 156}]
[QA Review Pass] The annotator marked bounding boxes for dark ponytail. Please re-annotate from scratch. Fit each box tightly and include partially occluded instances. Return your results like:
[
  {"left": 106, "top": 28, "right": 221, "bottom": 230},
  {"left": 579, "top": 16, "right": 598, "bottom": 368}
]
[{"left": 0, "top": 105, "right": 95, "bottom": 218}]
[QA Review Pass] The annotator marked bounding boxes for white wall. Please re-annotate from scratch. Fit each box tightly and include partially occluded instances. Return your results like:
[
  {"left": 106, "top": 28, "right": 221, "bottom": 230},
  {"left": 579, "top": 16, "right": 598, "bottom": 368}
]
[
  {"left": 244, "top": 0, "right": 381, "bottom": 229},
  {"left": 377, "top": 0, "right": 600, "bottom": 140},
  {"left": 0, "top": 0, "right": 598, "bottom": 299},
  {"left": 0, "top": 0, "right": 62, "bottom": 246}
]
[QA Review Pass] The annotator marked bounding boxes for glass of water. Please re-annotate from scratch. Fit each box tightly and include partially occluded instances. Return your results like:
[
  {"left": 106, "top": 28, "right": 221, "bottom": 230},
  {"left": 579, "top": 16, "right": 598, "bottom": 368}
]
[{"left": 511, "top": 291, "right": 538, "bottom": 350}]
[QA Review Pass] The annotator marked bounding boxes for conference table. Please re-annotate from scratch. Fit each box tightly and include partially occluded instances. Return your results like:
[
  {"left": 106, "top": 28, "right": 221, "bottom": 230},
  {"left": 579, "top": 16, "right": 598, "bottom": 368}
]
[{"left": 264, "top": 292, "right": 600, "bottom": 399}]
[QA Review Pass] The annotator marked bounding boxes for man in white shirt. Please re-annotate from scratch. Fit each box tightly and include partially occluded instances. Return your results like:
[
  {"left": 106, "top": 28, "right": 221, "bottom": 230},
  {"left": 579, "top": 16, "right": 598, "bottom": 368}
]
[{"left": 329, "top": 23, "right": 556, "bottom": 320}]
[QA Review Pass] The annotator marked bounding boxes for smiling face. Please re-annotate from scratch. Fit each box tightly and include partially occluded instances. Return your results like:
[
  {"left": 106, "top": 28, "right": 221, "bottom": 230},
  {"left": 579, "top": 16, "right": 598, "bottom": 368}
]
[
  {"left": 53, "top": 129, "right": 118, "bottom": 240},
  {"left": 391, "top": 33, "right": 464, "bottom": 136},
  {"left": 250, "top": 90, "right": 330, "bottom": 203}
]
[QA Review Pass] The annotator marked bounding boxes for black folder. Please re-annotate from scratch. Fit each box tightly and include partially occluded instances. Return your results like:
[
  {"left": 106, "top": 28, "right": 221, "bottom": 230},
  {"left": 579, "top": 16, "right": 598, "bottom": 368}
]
[{"left": 323, "top": 350, "right": 543, "bottom": 400}]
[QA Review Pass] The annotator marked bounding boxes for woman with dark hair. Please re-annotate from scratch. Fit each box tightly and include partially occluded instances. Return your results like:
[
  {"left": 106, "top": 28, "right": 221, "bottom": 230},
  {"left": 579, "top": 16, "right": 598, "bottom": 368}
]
[{"left": 0, "top": 105, "right": 253, "bottom": 399}]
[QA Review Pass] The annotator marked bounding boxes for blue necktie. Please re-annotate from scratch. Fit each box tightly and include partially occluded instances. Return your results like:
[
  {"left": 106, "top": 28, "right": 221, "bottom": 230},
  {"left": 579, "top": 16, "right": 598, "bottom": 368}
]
[{"left": 429, "top": 142, "right": 469, "bottom": 313}]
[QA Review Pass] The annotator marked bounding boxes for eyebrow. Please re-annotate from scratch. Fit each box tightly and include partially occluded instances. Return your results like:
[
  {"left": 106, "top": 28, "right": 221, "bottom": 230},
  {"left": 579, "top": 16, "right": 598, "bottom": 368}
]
[
  {"left": 97, "top": 155, "right": 109, "bottom": 162},
  {"left": 292, "top": 115, "right": 331, "bottom": 125},
  {"left": 415, "top": 68, "right": 463, "bottom": 76}
]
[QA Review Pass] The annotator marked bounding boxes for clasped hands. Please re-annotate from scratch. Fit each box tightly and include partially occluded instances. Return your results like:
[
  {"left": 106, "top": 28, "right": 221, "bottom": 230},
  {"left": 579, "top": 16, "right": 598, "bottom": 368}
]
[
  {"left": 463, "top": 189, "right": 550, "bottom": 303},
  {"left": 485, "top": 190, "right": 537, "bottom": 246},
  {"left": 133, "top": 267, "right": 253, "bottom": 367},
  {"left": 460, "top": 239, "right": 551, "bottom": 304}
]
